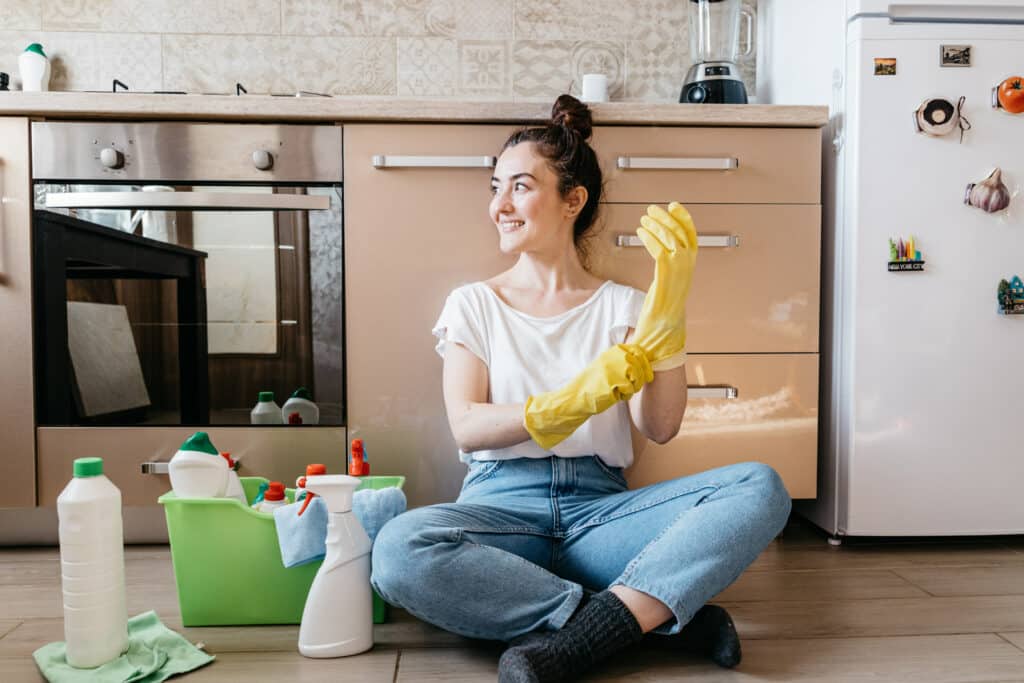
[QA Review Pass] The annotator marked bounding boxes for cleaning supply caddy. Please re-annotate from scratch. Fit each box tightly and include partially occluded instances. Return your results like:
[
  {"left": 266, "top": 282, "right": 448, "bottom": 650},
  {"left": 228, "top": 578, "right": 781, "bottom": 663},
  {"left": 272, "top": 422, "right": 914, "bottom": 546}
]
[{"left": 159, "top": 475, "right": 404, "bottom": 626}]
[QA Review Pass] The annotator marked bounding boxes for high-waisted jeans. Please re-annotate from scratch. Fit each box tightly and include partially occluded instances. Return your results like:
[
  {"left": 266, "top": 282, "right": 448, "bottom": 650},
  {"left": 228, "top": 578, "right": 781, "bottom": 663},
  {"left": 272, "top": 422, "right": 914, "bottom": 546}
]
[{"left": 371, "top": 456, "right": 791, "bottom": 642}]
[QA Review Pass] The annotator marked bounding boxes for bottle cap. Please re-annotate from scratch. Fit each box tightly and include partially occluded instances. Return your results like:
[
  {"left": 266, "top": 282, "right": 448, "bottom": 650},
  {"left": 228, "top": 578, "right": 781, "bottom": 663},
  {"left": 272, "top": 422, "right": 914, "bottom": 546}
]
[
  {"left": 351, "top": 438, "right": 364, "bottom": 455},
  {"left": 179, "top": 431, "right": 219, "bottom": 456},
  {"left": 264, "top": 481, "right": 286, "bottom": 501},
  {"left": 24, "top": 43, "right": 46, "bottom": 57},
  {"left": 220, "top": 452, "right": 236, "bottom": 469},
  {"left": 73, "top": 457, "right": 103, "bottom": 478},
  {"left": 258, "top": 391, "right": 275, "bottom": 402},
  {"left": 290, "top": 387, "right": 313, "bottom": 400},
  {"left": 306, "top": 463, "right": 327, "bottom": 476}
]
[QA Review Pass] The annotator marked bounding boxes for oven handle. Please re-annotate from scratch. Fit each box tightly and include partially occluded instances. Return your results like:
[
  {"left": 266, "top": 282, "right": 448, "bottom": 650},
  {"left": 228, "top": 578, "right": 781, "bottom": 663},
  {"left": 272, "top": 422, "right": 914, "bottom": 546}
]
[{"left": 44, "top": 191, "right": 330, "bottom": 211}]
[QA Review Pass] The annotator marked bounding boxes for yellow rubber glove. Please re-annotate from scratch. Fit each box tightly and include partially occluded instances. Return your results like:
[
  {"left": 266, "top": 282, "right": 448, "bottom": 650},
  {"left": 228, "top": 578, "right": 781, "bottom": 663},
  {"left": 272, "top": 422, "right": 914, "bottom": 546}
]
[
  {"left": 524, "top": 343, "right": 653, "bottom": 450},
  {"left": 632, "top": 202, "right": 699, "bottom": 371}
]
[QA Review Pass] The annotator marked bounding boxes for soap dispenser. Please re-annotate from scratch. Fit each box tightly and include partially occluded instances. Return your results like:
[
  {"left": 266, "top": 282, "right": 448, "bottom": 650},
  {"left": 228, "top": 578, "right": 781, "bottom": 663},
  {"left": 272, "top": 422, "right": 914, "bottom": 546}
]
[{"left": 298, "top": 474, "right": 373, "bottom": 658}]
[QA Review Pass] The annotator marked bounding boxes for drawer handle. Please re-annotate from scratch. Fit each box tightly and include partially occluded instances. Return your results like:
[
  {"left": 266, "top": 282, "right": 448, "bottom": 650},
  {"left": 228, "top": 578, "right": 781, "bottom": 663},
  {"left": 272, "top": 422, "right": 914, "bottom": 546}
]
[
  {"left": 141, "top": 461, "right": 169, "bottom": 475},
  {"left": 616, "top": 156, "right": 738, "bottom": 171},
  {"left": 687, "top": 385, "right": 739, "bottom": 399},
  {"left": 372, "top": 155, "right": 497, "bottom": 169},
  {"left": 617, "top": 234, "right": 739, "bottom": 249}
]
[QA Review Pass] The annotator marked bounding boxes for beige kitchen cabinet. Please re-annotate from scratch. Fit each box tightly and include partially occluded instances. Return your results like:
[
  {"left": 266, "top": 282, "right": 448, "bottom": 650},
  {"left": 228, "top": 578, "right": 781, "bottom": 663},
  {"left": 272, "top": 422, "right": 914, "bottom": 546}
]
[
  {"left": 343, "top": 124, "right": 518, "bottom": 507},
  {"left": 0, "top": 117, "right": 36, "bottom": 508},
  {"left": 589, "top": 125, "right": 822, "bottom": 499}
]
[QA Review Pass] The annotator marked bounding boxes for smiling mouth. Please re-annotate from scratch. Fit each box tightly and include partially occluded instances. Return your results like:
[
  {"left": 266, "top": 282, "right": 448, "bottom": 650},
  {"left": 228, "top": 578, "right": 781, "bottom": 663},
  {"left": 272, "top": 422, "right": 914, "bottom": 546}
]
[{"left": 498, "top": 220, "right": 525, "bottom": 233}]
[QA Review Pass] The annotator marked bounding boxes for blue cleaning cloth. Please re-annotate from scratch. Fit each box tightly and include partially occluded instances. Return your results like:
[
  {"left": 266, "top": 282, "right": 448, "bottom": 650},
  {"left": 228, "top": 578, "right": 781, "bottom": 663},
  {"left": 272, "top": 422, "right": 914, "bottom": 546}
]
[
  {"left": 272, "top": 496, "right": 328, "bottom": 568},
  {"left": 33, "top": 611, "right": 214, "bottom": 683},
  {"left": 272, "top": 487, "right": 407, "bottom": 569}
]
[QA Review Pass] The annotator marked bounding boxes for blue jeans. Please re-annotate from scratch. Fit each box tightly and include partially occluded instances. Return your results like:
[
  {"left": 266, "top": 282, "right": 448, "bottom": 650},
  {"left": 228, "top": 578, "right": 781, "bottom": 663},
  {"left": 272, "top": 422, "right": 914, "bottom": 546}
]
[{"left": 371, "top": 456, "right": 791, "bottom": 642}]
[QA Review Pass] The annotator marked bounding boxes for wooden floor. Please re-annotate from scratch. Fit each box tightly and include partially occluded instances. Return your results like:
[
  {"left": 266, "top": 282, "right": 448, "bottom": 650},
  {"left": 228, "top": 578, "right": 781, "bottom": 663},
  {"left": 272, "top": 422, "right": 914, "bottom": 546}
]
[{"left": 4, "top": 515, "right": 1024, "bottom": 681}]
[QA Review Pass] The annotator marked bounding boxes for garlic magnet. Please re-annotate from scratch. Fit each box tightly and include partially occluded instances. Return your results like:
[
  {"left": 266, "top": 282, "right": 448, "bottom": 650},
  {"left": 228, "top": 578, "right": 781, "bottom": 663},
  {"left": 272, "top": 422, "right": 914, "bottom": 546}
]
[{"left": 965, "top": 168, "right": 1011, "bottom": 213}]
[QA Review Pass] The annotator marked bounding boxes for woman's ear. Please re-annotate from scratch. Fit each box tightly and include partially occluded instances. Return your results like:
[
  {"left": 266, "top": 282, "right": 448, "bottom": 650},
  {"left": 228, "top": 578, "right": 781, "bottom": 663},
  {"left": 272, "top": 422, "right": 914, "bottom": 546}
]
[{"left": 565, "top": 186, "right": 588, "bottom": 218}]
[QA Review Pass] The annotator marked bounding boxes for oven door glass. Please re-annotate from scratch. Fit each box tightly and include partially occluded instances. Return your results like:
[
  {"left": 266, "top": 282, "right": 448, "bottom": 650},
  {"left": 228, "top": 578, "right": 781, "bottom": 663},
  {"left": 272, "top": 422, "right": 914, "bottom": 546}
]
[{"left": 32, "top": 183, "right": 344, "bottom": 427}]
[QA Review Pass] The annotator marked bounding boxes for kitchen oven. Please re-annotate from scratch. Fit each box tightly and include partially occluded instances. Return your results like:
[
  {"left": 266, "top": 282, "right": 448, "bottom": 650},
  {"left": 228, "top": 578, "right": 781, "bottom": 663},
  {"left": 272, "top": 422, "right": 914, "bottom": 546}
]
[{"left": 30, "top": 121, "right": 344, "bottom": 428}]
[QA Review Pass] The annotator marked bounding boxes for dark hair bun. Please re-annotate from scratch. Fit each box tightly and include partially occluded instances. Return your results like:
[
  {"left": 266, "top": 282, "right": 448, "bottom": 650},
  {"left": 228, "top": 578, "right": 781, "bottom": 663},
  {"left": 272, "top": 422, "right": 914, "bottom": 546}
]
[{"left": 551, "top": 94, "right": 593, "bottom": 141}]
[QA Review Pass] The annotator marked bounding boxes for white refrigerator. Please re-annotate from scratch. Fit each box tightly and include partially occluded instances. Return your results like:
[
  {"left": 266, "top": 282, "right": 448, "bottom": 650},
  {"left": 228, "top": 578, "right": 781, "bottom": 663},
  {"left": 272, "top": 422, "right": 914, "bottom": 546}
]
[{"left": 760, "top": 0, "right": 1024, "bottom": 537}]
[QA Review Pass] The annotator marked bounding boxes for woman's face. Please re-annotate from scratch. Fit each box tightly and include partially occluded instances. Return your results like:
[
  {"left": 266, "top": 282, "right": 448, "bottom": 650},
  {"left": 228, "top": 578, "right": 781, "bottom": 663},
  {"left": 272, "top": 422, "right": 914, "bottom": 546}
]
[{"left": 489, "top": 142, "right": 581, "bottom": 255}]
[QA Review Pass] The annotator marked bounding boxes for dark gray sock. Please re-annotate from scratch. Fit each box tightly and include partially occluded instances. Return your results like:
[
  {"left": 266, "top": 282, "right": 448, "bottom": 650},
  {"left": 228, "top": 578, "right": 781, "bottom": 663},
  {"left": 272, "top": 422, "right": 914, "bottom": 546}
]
[
  {"left": 498, "top": 590, "right": 643, "bottom": 683},
  {"left": 648, "top": 604, "right": 742, "bottom": 668}
]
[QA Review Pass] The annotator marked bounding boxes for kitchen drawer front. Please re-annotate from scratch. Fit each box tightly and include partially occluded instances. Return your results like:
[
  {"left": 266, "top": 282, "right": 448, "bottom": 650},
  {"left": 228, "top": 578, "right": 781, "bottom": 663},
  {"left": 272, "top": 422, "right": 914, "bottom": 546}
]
[
  {"left": 344, "top": 124, "right": 518, "bottom": 508},
  {"left": 625, "top": 353, "right": 818, "bottom": 499},
  {"left": 37, "top": 427, "right": 347, "bottom": 506},
  {"left": 593, "top": 126, "right": 821, "bottom": 204},
  {"left": 589, "top": 204, "right": 821, "bottom": 353}
]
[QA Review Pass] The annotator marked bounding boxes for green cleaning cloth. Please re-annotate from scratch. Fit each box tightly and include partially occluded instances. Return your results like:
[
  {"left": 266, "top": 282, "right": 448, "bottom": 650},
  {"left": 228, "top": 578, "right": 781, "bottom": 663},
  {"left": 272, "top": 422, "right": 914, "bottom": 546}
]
[{"left": 33, "top": 611, "right": 214, "bottom": 683}]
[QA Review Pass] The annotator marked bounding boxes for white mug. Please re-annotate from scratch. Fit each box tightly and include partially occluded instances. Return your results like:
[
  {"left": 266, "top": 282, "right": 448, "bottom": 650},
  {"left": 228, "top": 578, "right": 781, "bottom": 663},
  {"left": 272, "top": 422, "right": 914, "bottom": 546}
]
[{"left": 581, "top": 73, "right": 609, "bottom": 103}]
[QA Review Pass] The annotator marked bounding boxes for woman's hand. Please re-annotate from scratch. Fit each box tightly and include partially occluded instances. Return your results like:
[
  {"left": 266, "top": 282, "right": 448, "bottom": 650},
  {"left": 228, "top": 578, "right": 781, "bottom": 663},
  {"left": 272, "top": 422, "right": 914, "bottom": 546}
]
[
  {"left": 631, "top": 203, "right": 698, "bottom": 370},
  {"left": 524, "top": 343, "right": 653, "bottom": 450}
]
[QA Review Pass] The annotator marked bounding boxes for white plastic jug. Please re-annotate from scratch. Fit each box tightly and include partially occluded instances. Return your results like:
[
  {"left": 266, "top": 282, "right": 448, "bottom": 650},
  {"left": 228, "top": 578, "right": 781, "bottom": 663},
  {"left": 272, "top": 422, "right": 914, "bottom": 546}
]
[
  {"left": 57, "top": 457, "right": 129, "bottom": 668},
  {"left": 251, "top": 391, "right": 284, "bottom": 425},
  {"left": 281, "top": 387, "right": 320, "bottom": 425}
]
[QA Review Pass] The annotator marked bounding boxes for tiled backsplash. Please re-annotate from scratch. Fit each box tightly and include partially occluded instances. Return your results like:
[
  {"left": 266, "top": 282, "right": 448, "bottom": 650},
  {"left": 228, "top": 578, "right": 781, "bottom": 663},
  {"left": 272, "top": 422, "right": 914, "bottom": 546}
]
[{"left": 1, "top": 0, "right": 757, "bottom": 101}]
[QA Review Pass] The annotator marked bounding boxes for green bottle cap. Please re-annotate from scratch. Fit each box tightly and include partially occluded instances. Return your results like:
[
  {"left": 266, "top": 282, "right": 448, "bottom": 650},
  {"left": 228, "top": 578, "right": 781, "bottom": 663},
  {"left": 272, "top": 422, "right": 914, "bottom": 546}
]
[
  {"left": 180, "top": 431, "right": 219, "bottom": 456},
  {"left": 290, "top": 387, "right": 312, "bottom": 401},
  {"left": 73, "top": 457, "right": 103, "bottom": 478},
  {"left": 25, "top": 43, "right": 46, "bottom": 57},
  {"left": 258, "top": 391, "right": 275, "bottom": 402}
]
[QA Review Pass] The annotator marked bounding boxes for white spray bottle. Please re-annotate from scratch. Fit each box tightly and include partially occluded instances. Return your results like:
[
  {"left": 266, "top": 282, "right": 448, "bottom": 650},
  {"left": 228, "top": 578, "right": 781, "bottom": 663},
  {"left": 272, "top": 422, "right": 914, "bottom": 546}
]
[{"left": 298, "top": 474, "right": 373, "bottom": 658}]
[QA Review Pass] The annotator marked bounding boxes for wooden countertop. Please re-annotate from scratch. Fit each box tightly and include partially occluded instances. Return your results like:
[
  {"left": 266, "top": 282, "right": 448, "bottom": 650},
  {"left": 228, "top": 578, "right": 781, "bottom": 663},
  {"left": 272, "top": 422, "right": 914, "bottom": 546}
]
[{"left": 0, "top": 92, "right": 828, "bottom": 127}]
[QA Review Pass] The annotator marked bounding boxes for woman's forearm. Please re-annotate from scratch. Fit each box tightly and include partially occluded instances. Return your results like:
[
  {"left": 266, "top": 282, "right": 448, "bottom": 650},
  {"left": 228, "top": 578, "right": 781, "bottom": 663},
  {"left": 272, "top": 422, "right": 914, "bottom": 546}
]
[
  {"left": 629, "top": 364, "right": 688, "bottom": 444},
  {"left": 450, "top": 402, "right": 531, "bottom": 453}
]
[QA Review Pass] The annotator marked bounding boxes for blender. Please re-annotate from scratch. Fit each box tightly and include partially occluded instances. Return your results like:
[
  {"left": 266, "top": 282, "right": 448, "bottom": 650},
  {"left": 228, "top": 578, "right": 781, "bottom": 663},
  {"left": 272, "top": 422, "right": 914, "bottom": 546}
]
[{"left": 680, "top": 0, "right": 754, "bottom": 104}]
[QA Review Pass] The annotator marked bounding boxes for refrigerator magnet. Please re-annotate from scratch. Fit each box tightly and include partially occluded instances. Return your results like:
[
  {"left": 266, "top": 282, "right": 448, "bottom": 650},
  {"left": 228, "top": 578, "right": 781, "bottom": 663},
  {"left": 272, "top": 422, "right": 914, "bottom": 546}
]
[
  {"left": 913, "top": 96, "right": 971, "bottom": 142},
  {"left": 888, "top": 236, "right": 925, "bottom": 271},
  {"left": 965, "top": 168, "right": 1011, "bottom": 213},
  {"left": 874, "top": 58, "right": 897, "bottom": 76},
  {"left": 997, "top": 276, "right": 1024, "bottom": 315},
  {"left": 940, "top": 45, "right": 971, "bottom": 67},
  {"left": 992, "top": 76, "right": 1024, "bottom": 113}
]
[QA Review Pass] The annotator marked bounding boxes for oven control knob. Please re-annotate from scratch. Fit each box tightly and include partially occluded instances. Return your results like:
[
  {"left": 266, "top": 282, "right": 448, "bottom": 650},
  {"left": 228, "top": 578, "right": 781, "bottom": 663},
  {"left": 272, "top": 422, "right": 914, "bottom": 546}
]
[
  {"left": 252, "top": 150, "right": 274, "bottom": 171},
  {"left": 100, "top": 147, "right": 124, "bottom": 169}
]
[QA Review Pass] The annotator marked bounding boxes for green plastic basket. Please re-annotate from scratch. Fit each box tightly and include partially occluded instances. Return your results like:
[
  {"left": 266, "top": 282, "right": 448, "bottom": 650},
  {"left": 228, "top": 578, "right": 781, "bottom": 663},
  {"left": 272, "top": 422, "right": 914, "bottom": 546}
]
[{"left": 159, "top": 475, "right": 405, "bottom": 627}]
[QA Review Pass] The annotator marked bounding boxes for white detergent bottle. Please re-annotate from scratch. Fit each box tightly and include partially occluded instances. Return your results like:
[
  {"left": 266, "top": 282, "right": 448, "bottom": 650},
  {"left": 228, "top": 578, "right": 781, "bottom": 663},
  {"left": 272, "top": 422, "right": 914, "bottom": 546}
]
[
  {"left": 57, "top": 457, "right": 129, "bottom": 668},
  {"left": 251, "top": 391, "right": 284, "bottom": 425},
  {"left": 298, "top": 475, "right": 373, "bottom": 658},
  {"left": 281, "top": 387, "right": 320, "bottom": 425},
  {"left": 168, "top": 432, "right": 228, "bottom": 498}
]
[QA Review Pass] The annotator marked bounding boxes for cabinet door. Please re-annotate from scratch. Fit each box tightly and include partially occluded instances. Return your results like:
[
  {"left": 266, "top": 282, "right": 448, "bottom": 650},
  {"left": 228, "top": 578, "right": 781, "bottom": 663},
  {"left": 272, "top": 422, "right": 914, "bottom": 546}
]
[
  {"left": 0, "top": 117, "right": 35, "bottom": 508},
  {"left": 588, "top": 203, "right": 821, "bottom": 353},
  {"left": 344, "top": 124, "right": 517, "bottom": 507},
  {"left": 625, "top": 354, "right": 819, "bottom": 498}
]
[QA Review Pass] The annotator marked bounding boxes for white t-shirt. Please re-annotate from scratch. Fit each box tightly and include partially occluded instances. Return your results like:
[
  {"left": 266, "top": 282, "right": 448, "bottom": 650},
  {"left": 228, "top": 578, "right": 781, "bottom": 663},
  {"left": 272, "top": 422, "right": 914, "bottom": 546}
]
[{"left": 432, "top": 280, "right": 646, "bottom": 467}]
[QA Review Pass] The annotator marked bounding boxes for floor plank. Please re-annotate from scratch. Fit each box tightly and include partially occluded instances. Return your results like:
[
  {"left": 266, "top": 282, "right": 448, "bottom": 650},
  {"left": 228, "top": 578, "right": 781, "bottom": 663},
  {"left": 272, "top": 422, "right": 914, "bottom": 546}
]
[
  {"left": 726, "top": 595, "right": 1024, "bottom": 640},
  {"left": 1000, "top": 633, "right": 1024, "bottom": 652},
  {"left": 716, "top": 568, "right": 929, "bottom": 602},
  {"left": 748, "top": 542, "right": 1024, "bottom": 573},
  {"left": 0, "top": 656, "right": 44, "bottom": 682},
  {"left": 395, "top": 646, "right": 501, "bottom": 682},
  {"left": 892, "top": 566, "right": 1024, "bottom": 597}
]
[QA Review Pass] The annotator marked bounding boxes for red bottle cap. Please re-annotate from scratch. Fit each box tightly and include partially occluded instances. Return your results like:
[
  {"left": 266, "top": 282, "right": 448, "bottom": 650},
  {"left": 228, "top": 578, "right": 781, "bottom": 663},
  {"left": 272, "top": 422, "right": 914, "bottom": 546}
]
[
  {"left": 220, "top": 452, "right": 235, "bottom": 469},
  {"left": 264, "top": 481, "right": 286, "bottom": 501},
  {"left": 306, "top": 463, "right": 327, "bottom": 476},
  {"left": 349, "top": 452, "right": 364, "bottom": 477}
]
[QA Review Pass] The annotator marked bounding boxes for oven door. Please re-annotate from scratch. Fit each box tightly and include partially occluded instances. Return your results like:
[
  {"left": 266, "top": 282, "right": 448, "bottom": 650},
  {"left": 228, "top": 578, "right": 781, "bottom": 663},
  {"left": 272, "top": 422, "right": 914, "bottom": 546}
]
[{"left": 32, "top": 183, "right": 343, "bottom": 427}]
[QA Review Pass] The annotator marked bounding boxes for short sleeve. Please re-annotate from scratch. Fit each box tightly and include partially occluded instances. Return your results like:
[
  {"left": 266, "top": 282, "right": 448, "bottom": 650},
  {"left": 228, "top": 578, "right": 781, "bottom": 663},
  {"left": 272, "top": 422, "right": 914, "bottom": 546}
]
[
  {"left": 432, "top": 287, "right": 489, "bottom": 365},
  {"left": 609, "top": 284, "right": 647, "bottom": 344}
]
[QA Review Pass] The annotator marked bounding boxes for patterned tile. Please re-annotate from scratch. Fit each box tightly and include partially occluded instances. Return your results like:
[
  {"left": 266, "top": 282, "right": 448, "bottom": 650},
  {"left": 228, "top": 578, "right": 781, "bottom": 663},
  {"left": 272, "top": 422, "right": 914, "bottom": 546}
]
[
  {"left": 625, "top": 36, "right": 688, "bottom": 102},
  {"left": 514, "top": 0, "right": 633, "bottom": 41},
  {"left": 283, "top": 0, "right": 454, "bottom": 36},
  {"left": 513, "top": 41, "right": 624, "bottom": 101},
  {"left": 0, "top": 30, "right": 161, "bottom": 91},
  {"left": 625, "top": 0, "right": 686, "bottom": 41},
  {"left": 41, "top": 0, "right": 280, "bottom": 34},
  {"left": 8, "top": 0, "right": 42, "bottom": 30},
  {"left": 455, "top": 0, "right": 511, "bottom": 40},
  {"left": 458, "top": 40, "right": 507, "bottom": 96},
  {"left": 162, "top": 34, "right": 396, "bottom": 95},
  {"left": 398, "top": 37, "right": 457, "bottom": 96}
]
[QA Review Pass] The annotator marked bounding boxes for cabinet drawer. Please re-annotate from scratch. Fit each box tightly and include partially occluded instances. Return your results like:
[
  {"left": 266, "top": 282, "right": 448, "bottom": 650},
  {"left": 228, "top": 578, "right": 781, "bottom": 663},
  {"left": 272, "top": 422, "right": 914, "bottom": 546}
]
[
  {"left": 625, "top": 354, "right": 818, "bottom": 498},
  {"left": 589, "top": 204, "right": 821, "bottom": 353},
  {"left": 37, "top": 427, "right": 347, "bottom": 506},
  {"left": 593, "top": 126, "right": 821, "bottom": 204}
]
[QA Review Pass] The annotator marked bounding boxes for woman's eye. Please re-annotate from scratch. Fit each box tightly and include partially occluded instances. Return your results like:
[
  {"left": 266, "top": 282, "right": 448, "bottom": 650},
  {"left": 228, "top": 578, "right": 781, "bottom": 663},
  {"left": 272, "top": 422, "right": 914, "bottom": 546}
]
[
  {"left": 514, "top": 182, "right": 528, "bottom": 191},
  {"left": 489, "top": 185, "right": 499, "bottom": 194}
]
